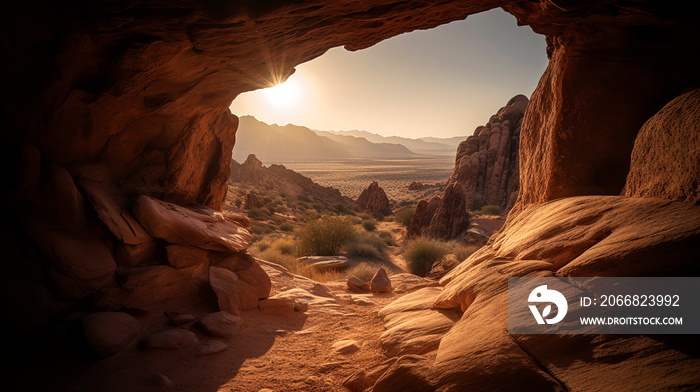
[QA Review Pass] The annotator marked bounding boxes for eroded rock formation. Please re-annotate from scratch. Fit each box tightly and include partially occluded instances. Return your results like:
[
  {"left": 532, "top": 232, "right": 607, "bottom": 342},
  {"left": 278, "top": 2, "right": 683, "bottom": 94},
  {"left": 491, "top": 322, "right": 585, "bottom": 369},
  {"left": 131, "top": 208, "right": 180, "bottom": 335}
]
[
  {"left": 364, "top": 88, "right": 700, "bottom": 391},
  {"left": 408, "top": 95, "right": 526, "bottom": 239},
  {"left": 230, "top": 154, "right": 352, "bottom": 207},
  {"left": 2, "top": 0, "right": 700, "bottom": 391},
  {"left": 355, "top": 182, "right": 392, "bottom": 216}
]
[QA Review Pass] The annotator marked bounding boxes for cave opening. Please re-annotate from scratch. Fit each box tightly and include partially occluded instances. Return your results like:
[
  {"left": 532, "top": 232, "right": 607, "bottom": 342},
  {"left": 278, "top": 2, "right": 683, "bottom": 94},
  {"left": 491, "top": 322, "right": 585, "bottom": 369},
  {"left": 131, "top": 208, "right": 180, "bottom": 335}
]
[
  {"left": 223, "top": 8, "right": 547, "bottom": 266},
  {"left": 3, "top": 1, "right": 700, "bottom": 391}
]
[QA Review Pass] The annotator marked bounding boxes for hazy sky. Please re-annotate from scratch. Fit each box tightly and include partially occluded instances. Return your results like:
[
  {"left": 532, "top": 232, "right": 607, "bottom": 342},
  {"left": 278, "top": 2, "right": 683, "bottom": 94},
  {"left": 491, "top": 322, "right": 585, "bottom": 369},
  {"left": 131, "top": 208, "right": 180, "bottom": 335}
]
[{"left": 229, "top": 9, "right": 547, "bottom": 139}]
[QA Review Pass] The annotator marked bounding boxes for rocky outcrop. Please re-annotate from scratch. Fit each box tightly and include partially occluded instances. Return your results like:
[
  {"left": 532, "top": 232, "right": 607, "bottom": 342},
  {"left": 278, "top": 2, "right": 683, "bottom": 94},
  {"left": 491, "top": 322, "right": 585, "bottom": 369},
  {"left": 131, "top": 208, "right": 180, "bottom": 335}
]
[
  {"left": 362, "top": 88, "right": 700, "bottom": 391},
  {"left": 355, "top": 182, "right": 392, "bottom": 216},
  {"left": 230, "top": 154, "right": 352, "bottom": 208},
  {"left": 408, "top": 95, "right": 526, "bottom": 239},
  {"left": 623, "top": 89, "right": 700, "bottom": 203}
]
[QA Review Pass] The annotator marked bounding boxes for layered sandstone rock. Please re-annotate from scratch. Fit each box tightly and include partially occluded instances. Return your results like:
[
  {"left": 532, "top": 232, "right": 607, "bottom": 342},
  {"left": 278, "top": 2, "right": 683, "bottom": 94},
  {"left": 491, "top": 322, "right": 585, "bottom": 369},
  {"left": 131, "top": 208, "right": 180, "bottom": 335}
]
[
  {"left": 355, "top": 182, "right": 392, "bottom": 216},
  {"left": 408, "top": 95, "right": 526, "bottom": 239}
]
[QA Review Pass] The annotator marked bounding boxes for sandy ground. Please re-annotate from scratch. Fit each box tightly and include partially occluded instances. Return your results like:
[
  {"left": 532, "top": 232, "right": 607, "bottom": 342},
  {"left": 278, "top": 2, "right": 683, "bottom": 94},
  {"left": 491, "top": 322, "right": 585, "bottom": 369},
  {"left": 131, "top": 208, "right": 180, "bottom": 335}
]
[
  {"left": 21, "top": 219, "right": 503, "bottom": 392},
  {"left": 20, "top": 225, "right": 414, "bottom": 392}
]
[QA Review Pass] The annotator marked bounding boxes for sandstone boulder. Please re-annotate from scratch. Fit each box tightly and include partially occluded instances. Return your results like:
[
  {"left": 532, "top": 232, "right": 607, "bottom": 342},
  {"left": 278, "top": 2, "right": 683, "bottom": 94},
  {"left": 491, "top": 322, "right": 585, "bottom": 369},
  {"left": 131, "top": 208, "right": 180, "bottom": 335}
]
[
  {"left": 79, "top": 180, "right": 152, "bottom": 245},
  {"left": 369, "top": 268, "right": 392, "bottom": 293},
  {"left": 166, "top": 245, "right": 209, "bottom": 268},
  {"left": 258, "top": 298, "right": 295, "bottom": 314},
  {"left": 332, "top": 339, "right": 360, "bottom": 355},
  {"left": 199, "top": 340, "right": 228, "bottom": 355},
  {"left": 347, "top": 276, "right": 370, "bottom": 291},
  {"left": 355, "top": 182, "right": 392, "bottom": 216},
  {"left": 298, "top": 256, "right": 350, "bottom": 272},
  {"left": 117, "top": 265, "right": 197, "bottom": 306},
  {"left": 198, "top": 311, "right": 242, "bottom": 339},
  {"left": 114, "top": 240, "right": 161, "bottom": 268},
  {"left": 133, "top": 195, "right": 251, "bottom": 253},
  {"left": 83, "top": 312, "right": 140, "bottom": 357},
  {"left": 24, "top": 224, "right": 117, "bottom": 281},
  {"left": 142, "top": 329, "right": 197, "bottom": 350},
  {"left": 236, "top": 260, "right": 272, "bottom": 299},
  {"left": 209, "top": 266, "right": 241, "bottom": 315},
  {"left": 624, "top": 88, "right": 700, "bottom": 203}
]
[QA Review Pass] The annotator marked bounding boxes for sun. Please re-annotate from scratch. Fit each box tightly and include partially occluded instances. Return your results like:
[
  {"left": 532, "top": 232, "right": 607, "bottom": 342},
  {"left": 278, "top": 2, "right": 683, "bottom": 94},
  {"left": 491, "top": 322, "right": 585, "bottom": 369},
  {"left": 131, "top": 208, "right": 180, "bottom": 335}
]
[{"left": 264, "top": 76, "right": 303, "bottom": 109}]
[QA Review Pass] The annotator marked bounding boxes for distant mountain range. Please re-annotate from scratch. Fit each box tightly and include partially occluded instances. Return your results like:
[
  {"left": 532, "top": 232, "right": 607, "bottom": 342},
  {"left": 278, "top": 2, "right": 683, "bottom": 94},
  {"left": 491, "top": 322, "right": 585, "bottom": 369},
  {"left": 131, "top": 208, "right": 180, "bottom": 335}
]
[{"left": 232, "top": 116, "right": 465, "bottom": 163}]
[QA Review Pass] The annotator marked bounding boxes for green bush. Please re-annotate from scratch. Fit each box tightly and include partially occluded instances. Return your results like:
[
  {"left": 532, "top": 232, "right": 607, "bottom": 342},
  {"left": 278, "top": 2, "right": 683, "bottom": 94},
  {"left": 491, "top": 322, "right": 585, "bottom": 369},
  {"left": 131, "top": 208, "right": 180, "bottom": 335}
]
[
  {"left": 361, "top": 220, "right": 377, "bottom": 232},
  {"left": 479, "top": 205, "right": 503, "bottom": 216},
  {"left": 394, "top": 207, "right": 415, "bottom": 227},
  {"left": 346, "top": 263, "right": 377, "bottom": 282},
  {"left": 296, "top": 216, "right": 356, "bottom": 256},
  {"left": 403, "top": 238, "right": 448, "bottom": 277},
  {"left": 345, "top": 232, "right": 386, "bottom": 260}
]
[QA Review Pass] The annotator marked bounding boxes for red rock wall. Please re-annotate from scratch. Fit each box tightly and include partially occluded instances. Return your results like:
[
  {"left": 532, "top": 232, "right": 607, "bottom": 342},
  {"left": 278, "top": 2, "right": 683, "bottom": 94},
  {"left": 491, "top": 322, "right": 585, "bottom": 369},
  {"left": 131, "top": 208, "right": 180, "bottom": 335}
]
[{"left": 2, "top": 0, "right": 508, "bottom": 210}]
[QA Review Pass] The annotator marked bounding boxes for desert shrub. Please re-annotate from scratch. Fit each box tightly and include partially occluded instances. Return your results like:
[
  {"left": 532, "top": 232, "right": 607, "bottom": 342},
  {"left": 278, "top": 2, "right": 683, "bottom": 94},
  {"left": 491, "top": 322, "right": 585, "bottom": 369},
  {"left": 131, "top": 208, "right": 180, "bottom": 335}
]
[
  {"left": 247, "top": 207, "right": 270, "bottom": 221},
  {"left": 296, "top": 216, "right": 356, "bottom": 256},
  {"left": 256, "top": 248, "right": 311, "bottom": 276},
  {"left": 235, "top": 199, "right": 242, "bottom": 208},
  {"left": 479, "top": 205, "right": 503, "bottom": 216},
  {"left": 394, "top": 207, "right": 415, "bottom": 227},
  {"left": 447, "top": 242, "right": 481, "bottom": 262},
  {"left": 345, "top": 232, "right": 386, "bottom": 260},
  {"left": 403, "top": 238, "right": 448, "bottom": 277},
  {"left": 334, "top": 203, "right": 353, "bottom": 215},
  {"left": 271, "top": 237, "right": 297, "bottom": 256},
  {"left": 346, "top": 263, "right": 377, "bottom": 282},
  {"left": 279, "top": 222, "right": 293, "bottom": 232},
  {"left": 361, "top": 219, "right": 377, "bottom": 232},
  {"left": 376, "top": 230, "right": 396, "bottom": 246}
]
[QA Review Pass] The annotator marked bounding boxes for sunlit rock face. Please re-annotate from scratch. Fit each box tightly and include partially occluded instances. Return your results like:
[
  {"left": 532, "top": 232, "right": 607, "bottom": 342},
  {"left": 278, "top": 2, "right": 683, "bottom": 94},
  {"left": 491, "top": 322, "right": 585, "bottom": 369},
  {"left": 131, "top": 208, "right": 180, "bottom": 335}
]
[{"left": 408, "top": 95, "right": 526, "bottom": 239}]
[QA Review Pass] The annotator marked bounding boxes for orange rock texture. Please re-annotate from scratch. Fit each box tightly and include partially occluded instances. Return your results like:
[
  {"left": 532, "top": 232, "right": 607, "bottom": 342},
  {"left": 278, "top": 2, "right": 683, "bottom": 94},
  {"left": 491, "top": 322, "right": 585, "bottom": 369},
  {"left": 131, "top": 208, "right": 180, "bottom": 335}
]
[{"left": 2, "top": 0, "right": 700, "bottom": 391}]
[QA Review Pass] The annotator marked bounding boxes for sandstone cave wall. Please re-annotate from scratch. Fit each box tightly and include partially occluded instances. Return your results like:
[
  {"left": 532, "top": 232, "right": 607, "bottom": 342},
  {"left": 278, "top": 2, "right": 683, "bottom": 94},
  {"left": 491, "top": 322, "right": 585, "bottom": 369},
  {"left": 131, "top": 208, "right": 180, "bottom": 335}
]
[{"left": 2, "top": 0, "right": 700, "bottom": 341}]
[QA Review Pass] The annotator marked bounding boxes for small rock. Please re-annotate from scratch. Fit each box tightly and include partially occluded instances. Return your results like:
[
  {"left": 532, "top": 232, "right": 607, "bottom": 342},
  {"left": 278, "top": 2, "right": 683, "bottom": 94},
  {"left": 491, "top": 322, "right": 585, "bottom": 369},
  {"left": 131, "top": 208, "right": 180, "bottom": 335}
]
[
  {"left": 142, "top": 329, "right": 197, "bottom": 350},
  {"left": 258, "top": 298, "right": 295, "bottom": 314},
  {"left": 332, "top": 339, "right": 361, "bottom": 355},
  {"left": 83, "top": 312, "right": 140, "bottom": 357},
  {"left": 347, "top": 276, "right": 370, "bottom": 291},
  {"left": 199, "top": 311, "right": 242, "bottom": 338},
  {"left": 258, "top": 389, "right": 274, "bottom": 392},
  {"left": 166, "top": 312, "right": 196, "bottom": 326},
  {"left": 370, "top": 267, "right": 392, "bottom": 293},
  {"left": 293, "top": 300, "right": 309, "bottom": 313},
  {"left": 199, "top": 340, "right": 228, "bottom": 355},
  {"left": 354, "top": 298, "right": 375, "bottom": 306}
]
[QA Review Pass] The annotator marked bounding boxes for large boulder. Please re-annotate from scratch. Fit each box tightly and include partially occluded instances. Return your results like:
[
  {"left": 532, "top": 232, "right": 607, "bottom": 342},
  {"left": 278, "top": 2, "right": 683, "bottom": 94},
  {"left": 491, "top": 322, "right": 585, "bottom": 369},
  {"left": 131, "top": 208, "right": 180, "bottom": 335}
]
[
  {"left": 370, "top": 195, "right": 700, "bottom": 391},
  {"left": 624, "top": 88, "right": 700, "bottom": 203},
  {"left": 83, "top": 312, "right": 140, "bottom": 357},
  {"left": 133, "top": 195, "right": 251, "bottom": 253},
  {"left": 209, "top": 266, "right": 241, "bottom": 315}
]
